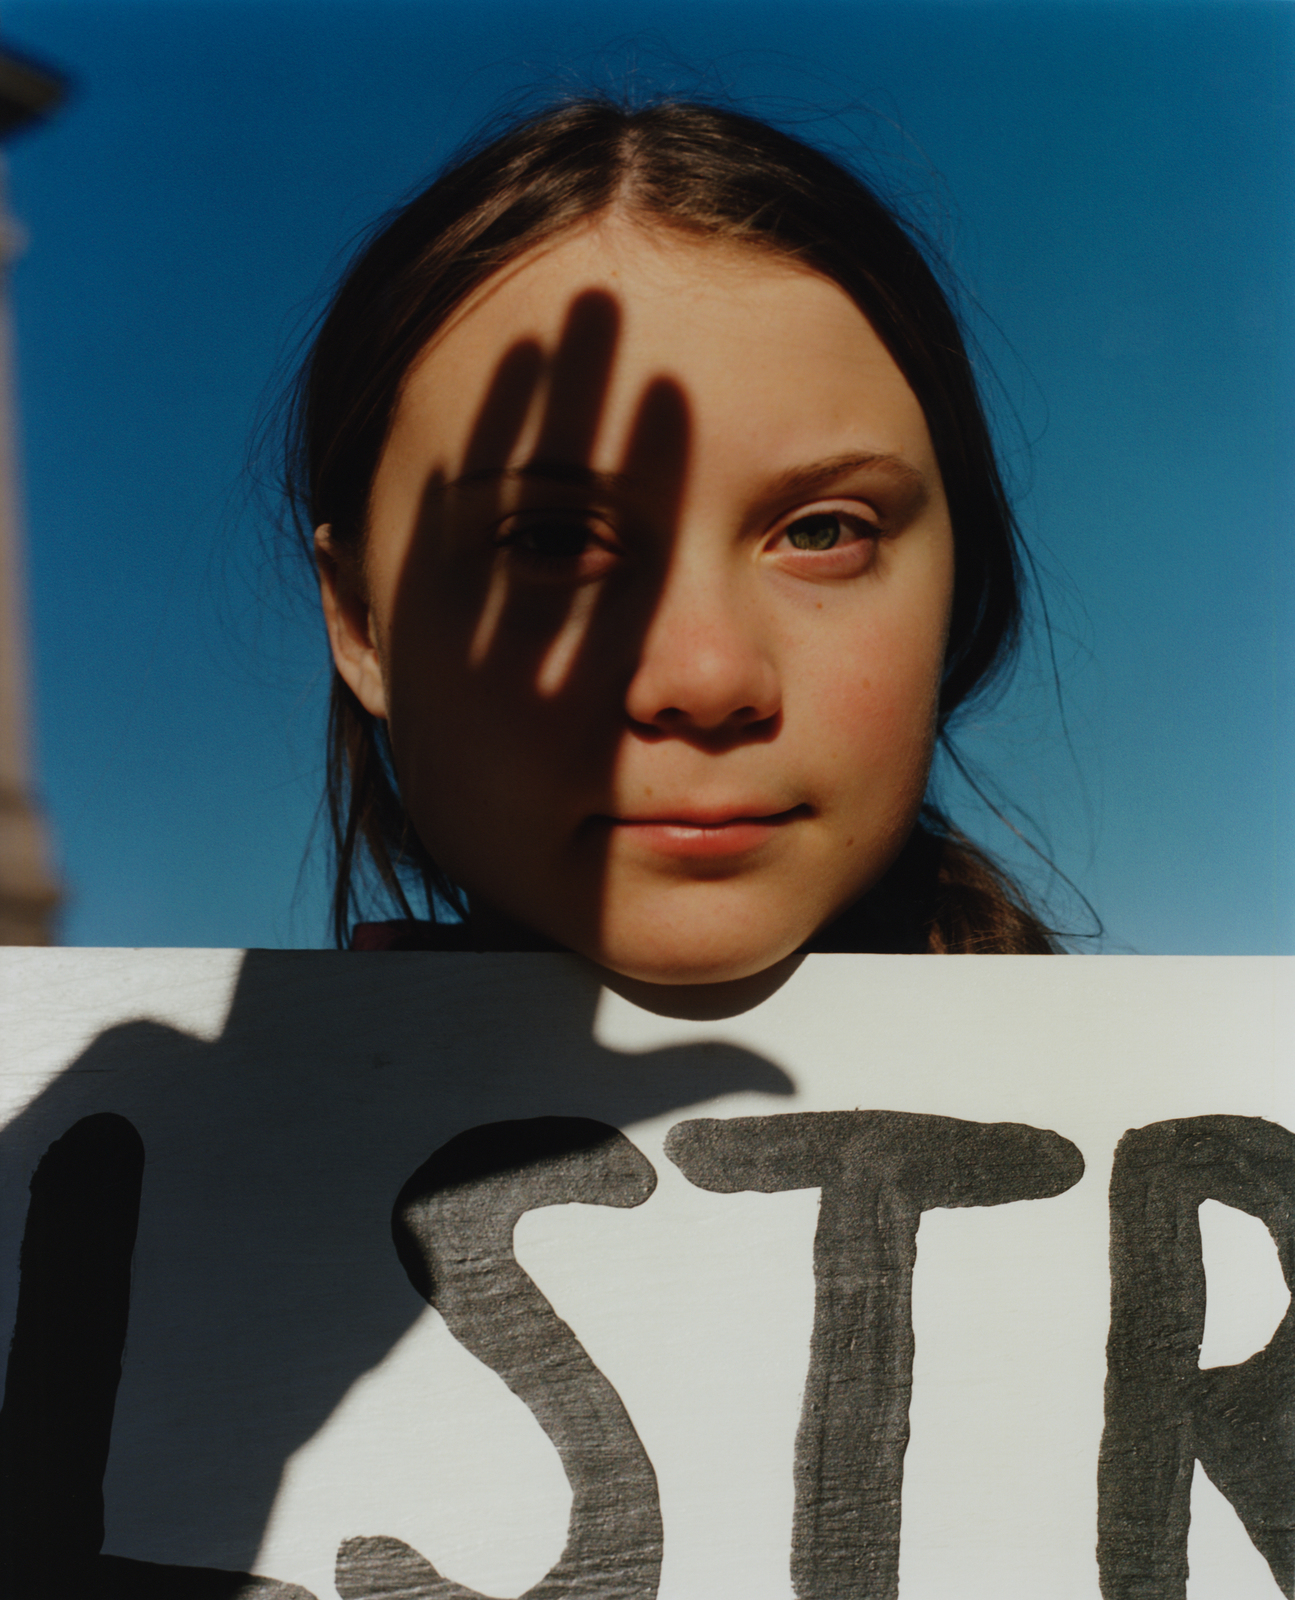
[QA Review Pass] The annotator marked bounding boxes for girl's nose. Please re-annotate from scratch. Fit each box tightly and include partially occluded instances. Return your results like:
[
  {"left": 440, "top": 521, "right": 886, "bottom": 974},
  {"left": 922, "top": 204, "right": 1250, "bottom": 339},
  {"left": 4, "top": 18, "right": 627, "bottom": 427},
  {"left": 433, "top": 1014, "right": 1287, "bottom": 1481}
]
[{"left": 622, "top": 565, "right": 782, "bottom": 736}]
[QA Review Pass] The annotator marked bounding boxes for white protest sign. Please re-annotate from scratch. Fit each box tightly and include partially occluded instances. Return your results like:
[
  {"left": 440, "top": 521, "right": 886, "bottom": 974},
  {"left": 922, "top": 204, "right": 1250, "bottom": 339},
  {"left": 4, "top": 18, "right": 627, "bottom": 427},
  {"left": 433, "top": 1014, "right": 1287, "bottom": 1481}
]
[{"left": 1, "top": 950, "right": 1291, "bottom": 1599}]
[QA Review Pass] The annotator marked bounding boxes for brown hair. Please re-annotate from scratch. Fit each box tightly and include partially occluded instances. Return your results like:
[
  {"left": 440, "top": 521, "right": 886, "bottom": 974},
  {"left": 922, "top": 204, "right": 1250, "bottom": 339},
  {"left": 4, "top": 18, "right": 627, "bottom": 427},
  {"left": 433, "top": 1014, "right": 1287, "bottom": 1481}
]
[{"left": 281, "top": 96, "right": 1059, "bottom": 953}]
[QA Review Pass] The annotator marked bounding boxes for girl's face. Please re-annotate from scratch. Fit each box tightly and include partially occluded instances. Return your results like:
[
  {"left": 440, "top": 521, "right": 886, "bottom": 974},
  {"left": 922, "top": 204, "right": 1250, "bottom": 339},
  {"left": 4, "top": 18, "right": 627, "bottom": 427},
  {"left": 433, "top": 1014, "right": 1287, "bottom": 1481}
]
[{"left": 319, "top": 216, "right": 955, "bottom": 984}]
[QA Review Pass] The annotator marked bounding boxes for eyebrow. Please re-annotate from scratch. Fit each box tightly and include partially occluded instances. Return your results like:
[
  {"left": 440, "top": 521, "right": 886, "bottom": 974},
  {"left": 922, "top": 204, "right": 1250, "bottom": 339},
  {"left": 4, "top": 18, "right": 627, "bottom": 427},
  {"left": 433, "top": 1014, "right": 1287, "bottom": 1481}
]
[
  {"left": 760, "top": 452, "right": 928, "bottom": 500},
  {"left": 437, "top": 451, "right": 927, "bottom": 499}
]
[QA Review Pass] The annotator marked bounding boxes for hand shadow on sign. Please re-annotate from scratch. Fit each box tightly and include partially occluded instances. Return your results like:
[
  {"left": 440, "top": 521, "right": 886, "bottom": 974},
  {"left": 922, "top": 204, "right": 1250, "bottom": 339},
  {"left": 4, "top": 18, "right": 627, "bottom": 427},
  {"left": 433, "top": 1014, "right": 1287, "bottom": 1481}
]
[{"left": 0, "top": 952, "right": 797, "bottom": 1599}]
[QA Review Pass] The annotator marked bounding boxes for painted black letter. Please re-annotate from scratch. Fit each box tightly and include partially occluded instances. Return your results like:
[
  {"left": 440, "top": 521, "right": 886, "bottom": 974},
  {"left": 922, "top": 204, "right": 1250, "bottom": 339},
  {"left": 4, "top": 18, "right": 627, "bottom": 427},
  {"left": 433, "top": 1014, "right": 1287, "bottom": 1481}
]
[
  {"left": 666, "top": 1110, "right": 1083, "bottom": 1600},
  {"left": 0, "top": 1115, "right": 315, "bottom": 1600},
  {"left": 337, "top": 1117, "right": 662, "bottom": 1600},
  {"left": 0, "top": 1113, "right": 143, "bottom": 1593},
  {"left": 1099, "top": 1115, "right": 1295, "bottom": 1598}
]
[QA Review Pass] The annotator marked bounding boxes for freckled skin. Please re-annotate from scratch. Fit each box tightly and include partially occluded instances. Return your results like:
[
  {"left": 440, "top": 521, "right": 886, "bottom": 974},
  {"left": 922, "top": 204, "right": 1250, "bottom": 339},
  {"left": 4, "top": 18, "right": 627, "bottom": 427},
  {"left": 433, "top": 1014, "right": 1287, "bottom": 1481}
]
[{"left": 317, "top": 215, "right": 955, "bottom": 984}]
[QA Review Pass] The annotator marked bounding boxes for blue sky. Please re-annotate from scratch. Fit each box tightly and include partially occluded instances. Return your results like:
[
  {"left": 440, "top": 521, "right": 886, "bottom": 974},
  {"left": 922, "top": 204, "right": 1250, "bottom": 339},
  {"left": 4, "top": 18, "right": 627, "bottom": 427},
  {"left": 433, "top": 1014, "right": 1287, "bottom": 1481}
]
[{"left": 4, "top": 0, "right": 1292, "bottom": 952}]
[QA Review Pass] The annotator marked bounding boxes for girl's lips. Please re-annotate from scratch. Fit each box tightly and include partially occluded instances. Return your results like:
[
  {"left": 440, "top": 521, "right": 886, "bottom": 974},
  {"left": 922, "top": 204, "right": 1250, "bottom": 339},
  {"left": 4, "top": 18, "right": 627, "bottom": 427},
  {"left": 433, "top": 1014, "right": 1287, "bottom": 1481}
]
[{"left": 595, "top": 805, "right": 809, "bottom": 859}]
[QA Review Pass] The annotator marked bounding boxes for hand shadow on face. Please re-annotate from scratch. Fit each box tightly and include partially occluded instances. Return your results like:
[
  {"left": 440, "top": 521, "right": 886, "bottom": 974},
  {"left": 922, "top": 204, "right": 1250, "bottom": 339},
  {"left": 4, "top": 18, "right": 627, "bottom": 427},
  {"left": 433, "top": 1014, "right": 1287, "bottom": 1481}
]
[
  {"left": 388, "top": 286, "right": 783, "bottom": 981},
  {"left": 0, "top": 950, "right": 796, "bottom": 1597}
]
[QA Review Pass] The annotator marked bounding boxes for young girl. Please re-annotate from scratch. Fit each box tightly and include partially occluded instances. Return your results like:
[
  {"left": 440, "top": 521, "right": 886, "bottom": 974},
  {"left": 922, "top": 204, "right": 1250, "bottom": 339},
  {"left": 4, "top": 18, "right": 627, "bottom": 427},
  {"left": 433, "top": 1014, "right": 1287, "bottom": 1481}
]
[{"left": 287, "top": 97, "right": 1058, "bottom": 981}]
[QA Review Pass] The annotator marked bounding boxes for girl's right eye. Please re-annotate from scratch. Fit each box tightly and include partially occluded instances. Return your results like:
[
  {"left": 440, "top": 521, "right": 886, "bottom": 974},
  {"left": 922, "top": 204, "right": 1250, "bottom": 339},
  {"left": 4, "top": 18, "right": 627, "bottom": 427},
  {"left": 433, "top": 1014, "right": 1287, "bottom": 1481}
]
[{"left": 495, "top": 513, "right": 621, "bottom": 581}]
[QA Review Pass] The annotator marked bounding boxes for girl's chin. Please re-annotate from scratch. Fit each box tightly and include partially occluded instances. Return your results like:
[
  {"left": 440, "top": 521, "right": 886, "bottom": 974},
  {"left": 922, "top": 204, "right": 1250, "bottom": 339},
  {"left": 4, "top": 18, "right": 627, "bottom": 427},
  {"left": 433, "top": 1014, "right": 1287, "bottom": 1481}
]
[
  {"left": 571, "top": 867, "right": 868, "bottom": 986},
  {"left": 582, "top": 921, "right": 811, "bottom": 988},
  {"left": 470, "top": 867, "right": 866, "bottom": 984},
  {"left": 467, "top": 894, "right": 804, "bottom": 982}
]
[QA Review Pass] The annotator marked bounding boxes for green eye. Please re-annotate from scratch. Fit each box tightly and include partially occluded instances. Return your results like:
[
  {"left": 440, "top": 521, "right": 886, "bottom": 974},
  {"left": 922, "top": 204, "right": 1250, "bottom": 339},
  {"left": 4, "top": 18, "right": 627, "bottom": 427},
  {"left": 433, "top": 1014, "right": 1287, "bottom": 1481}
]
[{"left": 785, "top": 513, "right": 843, "bottom": 551}]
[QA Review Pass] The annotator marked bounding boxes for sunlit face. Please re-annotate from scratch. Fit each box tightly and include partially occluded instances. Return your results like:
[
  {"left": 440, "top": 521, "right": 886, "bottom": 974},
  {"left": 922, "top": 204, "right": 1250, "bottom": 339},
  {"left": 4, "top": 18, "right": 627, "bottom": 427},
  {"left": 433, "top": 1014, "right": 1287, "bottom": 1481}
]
[{"left": 318, "top": 214, "right": 955, "bottom": 984}]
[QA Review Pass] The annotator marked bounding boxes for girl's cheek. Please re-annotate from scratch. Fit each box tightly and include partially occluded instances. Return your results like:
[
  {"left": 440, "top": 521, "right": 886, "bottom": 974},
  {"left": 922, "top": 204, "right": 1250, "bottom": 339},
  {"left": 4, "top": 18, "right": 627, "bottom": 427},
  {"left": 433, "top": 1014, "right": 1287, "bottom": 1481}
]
[{"left": 814, "top": 591, "right": 945, "bottom": 710}]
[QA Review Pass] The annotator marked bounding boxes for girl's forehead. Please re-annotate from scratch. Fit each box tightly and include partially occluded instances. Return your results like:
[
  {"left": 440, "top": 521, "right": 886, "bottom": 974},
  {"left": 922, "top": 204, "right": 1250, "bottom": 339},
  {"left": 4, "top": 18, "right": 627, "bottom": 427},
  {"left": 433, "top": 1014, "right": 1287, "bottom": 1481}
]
[
  {"left": 388, "top": 214, "right": 936, "bottom": 481},
  {"left": 429, "top": 215, "right": 825, "bottom": 342}
]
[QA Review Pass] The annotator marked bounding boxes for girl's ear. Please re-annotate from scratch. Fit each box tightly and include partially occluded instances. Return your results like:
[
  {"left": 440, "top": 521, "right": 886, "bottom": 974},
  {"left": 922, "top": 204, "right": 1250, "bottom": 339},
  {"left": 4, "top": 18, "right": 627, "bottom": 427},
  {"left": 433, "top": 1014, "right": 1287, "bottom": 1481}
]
[{"left": 315, "top": 526, "right": 389, "bottom": 720}]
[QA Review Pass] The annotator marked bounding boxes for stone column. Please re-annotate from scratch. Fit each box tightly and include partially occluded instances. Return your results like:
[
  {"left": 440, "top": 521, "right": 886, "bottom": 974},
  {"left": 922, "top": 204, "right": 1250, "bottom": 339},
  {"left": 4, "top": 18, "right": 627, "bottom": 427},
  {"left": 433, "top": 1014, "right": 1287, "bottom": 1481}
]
[{"left": 0, "top": 50, "right": 64, "bottom": 944}]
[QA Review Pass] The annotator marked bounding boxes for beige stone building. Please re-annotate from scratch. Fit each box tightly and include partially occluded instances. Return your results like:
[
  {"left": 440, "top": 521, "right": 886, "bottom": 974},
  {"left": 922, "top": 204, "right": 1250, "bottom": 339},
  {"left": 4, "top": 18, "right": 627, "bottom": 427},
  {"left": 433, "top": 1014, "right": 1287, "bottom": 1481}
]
[{"left": 0, "top": 46, "right": 63, "bottom": 944}]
